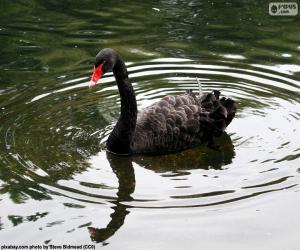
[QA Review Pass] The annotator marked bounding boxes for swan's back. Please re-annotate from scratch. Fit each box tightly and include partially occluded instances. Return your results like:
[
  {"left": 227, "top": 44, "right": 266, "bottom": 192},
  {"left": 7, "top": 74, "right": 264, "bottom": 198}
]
[{"left": 132, "top": 90, "right": 236, "bottom": 154}]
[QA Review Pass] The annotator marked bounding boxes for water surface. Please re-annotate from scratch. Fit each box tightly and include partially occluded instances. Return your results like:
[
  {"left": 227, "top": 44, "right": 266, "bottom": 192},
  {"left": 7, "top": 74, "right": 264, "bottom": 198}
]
[{"left": 0, "top": 1, "right": 300, "bottom": 249}]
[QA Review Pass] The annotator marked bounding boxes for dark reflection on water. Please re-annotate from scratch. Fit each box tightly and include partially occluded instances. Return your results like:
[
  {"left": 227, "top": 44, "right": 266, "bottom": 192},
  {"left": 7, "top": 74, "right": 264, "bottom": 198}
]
[
  {"left": 88, "top": 153, "right": 135, "bottom": 243},
  {"left": 133, "top": 133, "right": 235, "bottom": 172},
  {"left": 0, "top": 0, "right": 300, "bottom": 247},
  {"left": 88, "top": 137, "right": 234, "bottom": 243}
]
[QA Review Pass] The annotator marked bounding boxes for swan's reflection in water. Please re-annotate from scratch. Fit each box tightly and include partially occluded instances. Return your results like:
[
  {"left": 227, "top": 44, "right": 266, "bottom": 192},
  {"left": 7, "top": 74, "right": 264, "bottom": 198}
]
[
  {"left": 88, "top": 133, "right": 235, "bottom": 243},
  {"left": 133, "top": 133, "right": 235, "bottom": 172},
  {"left": 88, "top": 154, "right": 136, "bottom": 243}
]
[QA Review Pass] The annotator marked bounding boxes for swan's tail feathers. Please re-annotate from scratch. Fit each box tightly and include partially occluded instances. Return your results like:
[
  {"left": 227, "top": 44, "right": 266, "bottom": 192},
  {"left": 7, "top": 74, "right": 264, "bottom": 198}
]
[
  {"left": 220, "top": 97, "right": 236, "bottom": 126},
  {"left": 200, "top": 90, "right": 236, "bottom": 137}
]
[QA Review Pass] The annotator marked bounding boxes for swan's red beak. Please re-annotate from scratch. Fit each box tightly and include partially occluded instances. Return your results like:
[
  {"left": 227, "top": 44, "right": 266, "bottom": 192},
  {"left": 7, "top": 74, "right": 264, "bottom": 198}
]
[{"left": 89, "top": 63, "right": 104, "bottom": 87}]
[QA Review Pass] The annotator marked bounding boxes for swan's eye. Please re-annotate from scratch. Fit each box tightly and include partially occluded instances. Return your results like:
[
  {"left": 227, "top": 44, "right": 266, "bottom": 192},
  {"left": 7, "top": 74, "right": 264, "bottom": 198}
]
[{"left": 101, "top": 60, "right": 108, "bottom": 71}]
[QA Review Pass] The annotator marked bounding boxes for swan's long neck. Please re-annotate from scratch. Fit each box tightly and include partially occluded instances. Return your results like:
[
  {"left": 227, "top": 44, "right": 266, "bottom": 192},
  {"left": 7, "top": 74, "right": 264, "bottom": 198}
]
[{"left": 107, "top": 58, "right": 137, "bottom": 154}]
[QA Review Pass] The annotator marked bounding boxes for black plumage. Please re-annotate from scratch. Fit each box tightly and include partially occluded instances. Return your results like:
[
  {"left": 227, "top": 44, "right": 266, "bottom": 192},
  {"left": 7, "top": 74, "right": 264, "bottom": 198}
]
[{"left": 92, "top": 48, "right": 236, "bottom": 155}]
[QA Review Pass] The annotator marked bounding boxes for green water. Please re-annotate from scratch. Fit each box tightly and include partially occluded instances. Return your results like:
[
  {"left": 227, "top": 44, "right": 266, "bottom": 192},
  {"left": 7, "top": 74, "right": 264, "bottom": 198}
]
[{"left": 0, "top": 1, "right": 300, "bottom": 249}]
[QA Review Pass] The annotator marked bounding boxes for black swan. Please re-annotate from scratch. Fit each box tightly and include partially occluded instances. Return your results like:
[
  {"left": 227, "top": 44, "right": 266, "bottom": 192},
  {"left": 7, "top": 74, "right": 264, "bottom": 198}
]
[{"left": 89, "top": 48, "right": 236, "bottom": 155}]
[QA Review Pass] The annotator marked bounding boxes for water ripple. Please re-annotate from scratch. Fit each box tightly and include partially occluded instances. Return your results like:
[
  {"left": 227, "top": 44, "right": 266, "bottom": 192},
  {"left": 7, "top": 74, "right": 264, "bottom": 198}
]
[{"left": 0, "top": 59, "right": 299, "bottom": 211}]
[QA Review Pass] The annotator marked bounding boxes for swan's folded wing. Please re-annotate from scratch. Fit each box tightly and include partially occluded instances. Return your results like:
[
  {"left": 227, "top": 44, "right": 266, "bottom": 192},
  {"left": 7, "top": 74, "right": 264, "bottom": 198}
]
[
  {"left": 131, "top": 91, "right": 236, "bottom": 154},
  {"left": 132, "top": 93, "right": 202, "bottom": 154}
]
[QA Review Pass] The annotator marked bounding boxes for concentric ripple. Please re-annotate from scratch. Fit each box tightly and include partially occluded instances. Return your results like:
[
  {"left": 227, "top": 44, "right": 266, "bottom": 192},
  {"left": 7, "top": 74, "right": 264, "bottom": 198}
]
[{"left": 1, "top": 59, "right": 299, "bottom": 212}]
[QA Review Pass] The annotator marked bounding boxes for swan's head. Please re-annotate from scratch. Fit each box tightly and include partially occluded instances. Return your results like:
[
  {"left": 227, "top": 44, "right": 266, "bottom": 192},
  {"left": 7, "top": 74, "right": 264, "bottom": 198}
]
[{"left": 89, "top": 48, "right": 119, "bottom": 87}]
